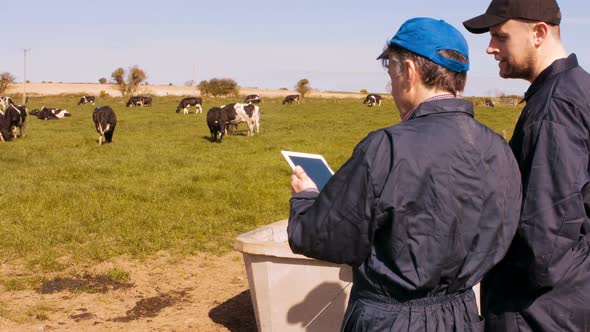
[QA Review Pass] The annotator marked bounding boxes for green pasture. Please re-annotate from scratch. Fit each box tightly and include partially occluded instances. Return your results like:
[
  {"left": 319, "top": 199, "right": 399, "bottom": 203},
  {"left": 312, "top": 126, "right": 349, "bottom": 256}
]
[{"left": 0, "top": 95, "right": 522, "bottom": 271}]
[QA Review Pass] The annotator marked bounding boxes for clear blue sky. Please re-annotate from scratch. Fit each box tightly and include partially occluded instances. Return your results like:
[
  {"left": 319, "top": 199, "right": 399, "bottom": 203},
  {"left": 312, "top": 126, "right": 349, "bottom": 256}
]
[{"left": 2, "top": 0, "right": 589, "bottom": 96}]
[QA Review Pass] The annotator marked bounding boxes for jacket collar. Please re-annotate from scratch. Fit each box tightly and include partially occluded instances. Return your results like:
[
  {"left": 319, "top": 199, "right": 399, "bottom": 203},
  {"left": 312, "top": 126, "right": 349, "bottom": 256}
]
[
  {"left": 406, "top": 98, "right": 474, "bottom": 121},
  {"left": 523, "top": 53, "right": 578, "bottom": 102}
]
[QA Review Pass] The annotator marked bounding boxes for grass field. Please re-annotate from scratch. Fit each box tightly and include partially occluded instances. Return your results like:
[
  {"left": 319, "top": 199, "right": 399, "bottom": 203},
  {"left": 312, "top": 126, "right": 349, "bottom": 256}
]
[{"left": 0, "top": 95, "right": 522, "bottom": 271}]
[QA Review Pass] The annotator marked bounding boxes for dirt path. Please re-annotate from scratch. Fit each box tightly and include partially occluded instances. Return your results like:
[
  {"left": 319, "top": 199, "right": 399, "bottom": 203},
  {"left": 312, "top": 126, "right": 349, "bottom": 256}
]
[{"left": 0, "top": 251, "right": 256, "bottom": 331}]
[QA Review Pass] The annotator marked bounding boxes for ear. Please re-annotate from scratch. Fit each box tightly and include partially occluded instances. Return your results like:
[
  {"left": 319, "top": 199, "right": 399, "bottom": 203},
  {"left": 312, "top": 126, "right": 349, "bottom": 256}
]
[
  {"left": 532, "top": 22, "right": 549, "bottom": 47},
  {"left": 403, "top": 59, "right": 418, "bottom": 91}
]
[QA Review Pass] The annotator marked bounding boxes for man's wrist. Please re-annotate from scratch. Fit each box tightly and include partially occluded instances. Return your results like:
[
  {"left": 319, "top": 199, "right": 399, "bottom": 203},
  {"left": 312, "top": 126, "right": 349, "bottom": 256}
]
[{"left": 302, "top": 187, "right": 319, "bottom": 193}]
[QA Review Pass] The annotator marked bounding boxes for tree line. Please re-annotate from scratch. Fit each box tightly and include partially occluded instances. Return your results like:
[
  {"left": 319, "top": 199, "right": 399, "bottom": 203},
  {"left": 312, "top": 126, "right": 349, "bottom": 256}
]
[{"left": 0, "top": 67, "right": 313, "bottom": 98}]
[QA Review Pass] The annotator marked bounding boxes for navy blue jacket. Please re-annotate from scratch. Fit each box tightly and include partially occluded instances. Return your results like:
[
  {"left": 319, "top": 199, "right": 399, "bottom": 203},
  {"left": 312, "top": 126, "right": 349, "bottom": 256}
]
[
  {"left": 288, "top": 98, "right": 522, "bottom": 331},
  {"left": 483, "top": 54, "right": 590, "bottom": 331}
]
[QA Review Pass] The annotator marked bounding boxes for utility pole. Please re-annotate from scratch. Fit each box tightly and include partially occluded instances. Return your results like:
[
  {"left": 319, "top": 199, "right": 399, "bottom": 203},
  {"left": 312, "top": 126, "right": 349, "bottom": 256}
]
[{"left": 23, "top": 48, "right": 31, "bottom": 104}]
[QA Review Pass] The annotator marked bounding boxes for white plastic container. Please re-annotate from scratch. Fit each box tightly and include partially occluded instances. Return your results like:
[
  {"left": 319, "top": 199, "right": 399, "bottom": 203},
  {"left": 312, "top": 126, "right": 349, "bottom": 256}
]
[
  {"left": 235, "top": 219, "right": 481, "bottom": 331},
  {"left": 234, "top": 219, "right": 352, "bottom": 332}
]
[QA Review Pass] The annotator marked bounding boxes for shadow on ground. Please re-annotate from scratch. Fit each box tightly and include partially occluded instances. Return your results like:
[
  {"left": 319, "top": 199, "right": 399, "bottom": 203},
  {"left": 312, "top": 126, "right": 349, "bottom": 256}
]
[{"left": 209, "top": 290, "right": 257, "bottom": 331}]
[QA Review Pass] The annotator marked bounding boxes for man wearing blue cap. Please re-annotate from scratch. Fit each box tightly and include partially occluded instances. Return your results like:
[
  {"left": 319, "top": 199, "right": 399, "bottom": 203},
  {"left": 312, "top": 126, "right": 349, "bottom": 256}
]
[
  {"left": 287, "top": 17, "right": 521, "bottom": 331},
  {"left": 464, "top": 0, "right": 590, "bottom": 331}
]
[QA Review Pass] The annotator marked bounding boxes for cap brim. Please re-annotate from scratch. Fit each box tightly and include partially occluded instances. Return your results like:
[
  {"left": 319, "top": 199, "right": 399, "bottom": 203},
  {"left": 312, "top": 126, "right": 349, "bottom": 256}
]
[{"left": 463, "top": 13, "right": 508, "bottom": 34}]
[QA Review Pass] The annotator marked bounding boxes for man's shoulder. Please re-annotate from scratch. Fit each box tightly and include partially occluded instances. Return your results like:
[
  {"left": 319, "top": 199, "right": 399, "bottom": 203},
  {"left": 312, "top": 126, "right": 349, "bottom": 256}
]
[{"left": 553, "top": 65, "right": 590, "bottom": 101}]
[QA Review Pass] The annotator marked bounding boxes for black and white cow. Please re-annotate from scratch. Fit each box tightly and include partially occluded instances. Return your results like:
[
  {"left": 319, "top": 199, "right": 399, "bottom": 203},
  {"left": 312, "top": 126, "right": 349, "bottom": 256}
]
[
  {"left": 0, "top": 96, "right": 14, "bottom": 111},
  {"left": 1, "top": 104, "right": 27, "bottom": 140},
  {"left": 243, "top": 94, "right": 262, "bottom": 104},
  {"left": 126, "top": 96, "right": 152, "bottom": 107},
  {"left": 77, "top": 96, "right": 96, "bottom": 105},
  {"left": 142, "top": 96, "right": 153, "bottom": 107},
  {"left": 176, "top": 97, "right": 203, "bottom": 114},
  {"left": 44, "top": 106, "right": 71, "bottom": 118},
  {"left": 30, "top": 108, "right": 59, "bottom": 120},
  {"left": 220, "top": 103, "right": 260, "bottom": 136},
  {"left": 206, "top": 107, "right": 229, "bottom": 142},
  {"left": 484, "top": 98, "right": 495, "bottom": 107},
  {"left": 282, "top": 94, "right": 300, "bottom": 105},
  {"left": 0, "top": 114, "right": 11, "bottom": 141},
  {"left": 126, "top": 96, "right": 142, "bottom": 107},
  {"left": 92, "top": 106, "right": 117, "bottom": 145},
  {"left": 363, "top": 94, "right": 382, "bottom": 107}
]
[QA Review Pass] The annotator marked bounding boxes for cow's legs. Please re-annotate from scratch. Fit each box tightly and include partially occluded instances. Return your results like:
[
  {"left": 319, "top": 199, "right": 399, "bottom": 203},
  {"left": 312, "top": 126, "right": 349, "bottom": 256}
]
[
  {"left": 19, "top": 123, "right": 26, "bottom": 138},
  {"left": 247, "top": 121, "right": 254, "bottom": 136},
  {"left": 197, "top": 105, "right": 203, "bottom": 114},
  {"left": 105, "top": 129, "right": 114, "bottom": 143},
  {"left": 184, "top": 107, "right": 188, "bottom": 115}
]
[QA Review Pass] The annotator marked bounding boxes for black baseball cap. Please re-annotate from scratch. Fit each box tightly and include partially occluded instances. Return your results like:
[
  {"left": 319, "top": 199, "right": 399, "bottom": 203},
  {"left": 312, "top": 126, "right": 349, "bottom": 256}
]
[{"left": 463, "top": 0, "right": 561, "bottom": 34}]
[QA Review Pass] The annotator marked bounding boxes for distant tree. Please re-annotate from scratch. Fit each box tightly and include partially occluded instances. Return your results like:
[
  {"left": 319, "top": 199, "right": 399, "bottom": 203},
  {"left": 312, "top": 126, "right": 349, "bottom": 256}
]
[
  {"left": 98, "top": 77, "right": 107, "bottom": 84},
  {"left": 169, "top": 83, "right": 173, "bottom": 86},
  {"left": 197, "top": 80, "right": 210, "bottom": 96},
  {"left": 110, "top": 66, "right": 147, "bottom": 97},
  {"left": 295, "top": 79, "right": 311, "bottom": 98},
  {"left": 184, "top": 80, "right": 195, "bottom": 87},
  {"left": 360, "top": 88, "right": 368, "bottom": 94},
  {"left": 0, "top": 72, "right": 16, "bottom": 94},
  {"left": 198, "top": 78, "right": 239, "bottom": 97}
]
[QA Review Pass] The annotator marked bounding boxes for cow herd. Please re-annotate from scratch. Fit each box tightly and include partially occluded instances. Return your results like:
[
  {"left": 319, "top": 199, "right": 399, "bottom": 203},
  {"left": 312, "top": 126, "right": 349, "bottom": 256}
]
[{"left": 0, "top": 92, "right": 384, "bottom": 144}]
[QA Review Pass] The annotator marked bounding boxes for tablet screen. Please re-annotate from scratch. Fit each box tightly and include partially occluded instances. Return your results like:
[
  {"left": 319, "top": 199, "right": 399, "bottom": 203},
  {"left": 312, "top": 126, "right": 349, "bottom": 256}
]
[{"left": 282, "top": 151, "right": 334, "bottom": 190}]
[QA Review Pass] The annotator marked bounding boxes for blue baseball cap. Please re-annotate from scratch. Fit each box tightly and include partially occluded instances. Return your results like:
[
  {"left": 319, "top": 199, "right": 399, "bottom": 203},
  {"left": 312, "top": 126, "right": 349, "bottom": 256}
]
[{"left": 377, "top": 17, "right": 469, "bottom": 73}]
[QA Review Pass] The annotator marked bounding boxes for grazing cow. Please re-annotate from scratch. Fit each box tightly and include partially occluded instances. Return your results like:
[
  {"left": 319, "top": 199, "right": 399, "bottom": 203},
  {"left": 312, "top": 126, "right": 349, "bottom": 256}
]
[
  {"left": 142, "top": 96, "right": 153, "bottom": 107},
  {"left": 30, "top": 108, "right": 59, "bottom": 120},
  {"left": 1, "top": 104, "right": 27, "bottom": 139},
  {"left": 363, "top": 94, "right": 382, "bottom": 107},
  {"left": 0, "top": 96, "right": 14, "bottom": 111},
  {"left": 484, "top": 98, "right": 495, "bottom": 107},
  {"left": 282, "top": 94, "right": 300, "bottom": 105},
  {"left": 220, "top": 103, "right": 260, "bottom": 136},
  {"left": 0, "top": 104, "right": 16, "bottom": 142},
  {"left": 243, "top": 94, "right": 262, "bottom": 104},
  {"left": 206, "top": 107, "right": 229, "bottom": 142},
  {"left": 176, "top": 97, "right": 203, "bottom": 114},
  {"left": 77, "top": 96, "right": 96, "bottom": 105},
  {"left": 126, "top": 96, "right": 152, "bottom": 107},
  {"left": 92, "top": 106, "right": 117, "bottom": 145},
  {"left": 126, "top": 96, "right": 142, "bottom": 107},
  {"left": 0, "top": 116, "right": 11, "bottom": 141}
]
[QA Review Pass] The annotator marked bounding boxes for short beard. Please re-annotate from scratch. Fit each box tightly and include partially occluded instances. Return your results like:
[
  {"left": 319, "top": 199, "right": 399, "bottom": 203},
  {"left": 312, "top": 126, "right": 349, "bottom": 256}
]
[{"left": 501, "top": 49, "right": 535, "bottom": 81}]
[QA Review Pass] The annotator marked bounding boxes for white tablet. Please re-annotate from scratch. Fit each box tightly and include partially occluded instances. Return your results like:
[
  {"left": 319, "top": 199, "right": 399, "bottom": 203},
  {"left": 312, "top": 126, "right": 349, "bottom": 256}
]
[{"left": 281, "top": 150, "right": 335, "bottom": 190}]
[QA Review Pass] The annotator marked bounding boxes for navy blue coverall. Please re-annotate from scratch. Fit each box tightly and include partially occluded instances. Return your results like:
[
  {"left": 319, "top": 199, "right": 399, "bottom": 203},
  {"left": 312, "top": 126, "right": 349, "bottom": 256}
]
[
  {"left": 288, "top": 98, "right": 522, "bottom": 331},
  {"left": 483, "top": 54, "right": 590, "bottom": 331}
]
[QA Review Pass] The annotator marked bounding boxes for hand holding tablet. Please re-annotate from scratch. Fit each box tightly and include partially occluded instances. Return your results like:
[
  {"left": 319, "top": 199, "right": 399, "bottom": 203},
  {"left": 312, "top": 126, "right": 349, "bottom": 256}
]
[{"left": 282, "top": 150, "right": 334, "bottom": 191}]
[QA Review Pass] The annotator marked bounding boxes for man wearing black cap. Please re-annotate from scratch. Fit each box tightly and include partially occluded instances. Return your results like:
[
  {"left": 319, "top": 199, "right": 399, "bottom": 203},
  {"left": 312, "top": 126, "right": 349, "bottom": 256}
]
[
  {"left": 464, "top": 1, "right": 590, "bottom": 331},
  {"left": 287, "top": 17, "right": 521, "bottom": 331}
]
